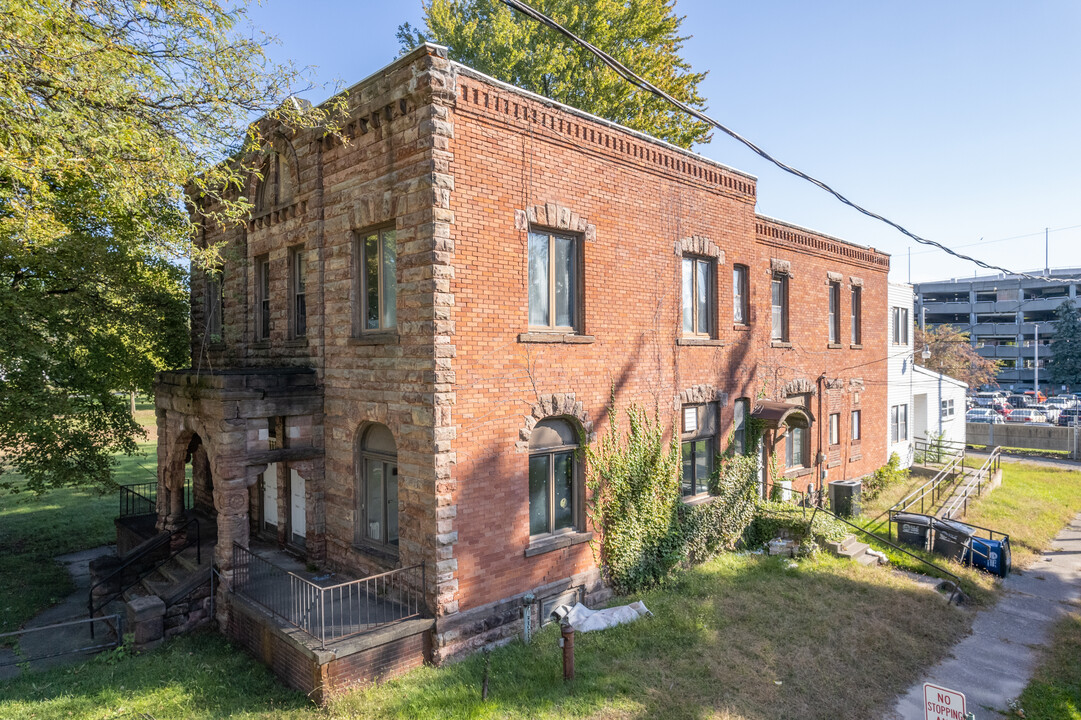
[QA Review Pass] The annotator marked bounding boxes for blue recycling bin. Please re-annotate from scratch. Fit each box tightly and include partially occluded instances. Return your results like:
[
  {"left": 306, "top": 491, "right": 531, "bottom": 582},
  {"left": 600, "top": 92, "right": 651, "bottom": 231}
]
[{"left": 966, "top": 536, "right": 1012, "bottom": 578}]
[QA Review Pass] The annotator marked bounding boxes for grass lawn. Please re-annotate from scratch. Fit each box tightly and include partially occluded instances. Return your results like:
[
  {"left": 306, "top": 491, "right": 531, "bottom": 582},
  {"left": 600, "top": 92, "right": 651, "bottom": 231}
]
[
  {"left": 0, "top": 552, "right": 971, "bottom": 720},
  {"left": 0, "top": 434, "right": 159, "bottom": 634},
  {"left": 1016, "top": 609, "right": 1081, "bottom": 719}
]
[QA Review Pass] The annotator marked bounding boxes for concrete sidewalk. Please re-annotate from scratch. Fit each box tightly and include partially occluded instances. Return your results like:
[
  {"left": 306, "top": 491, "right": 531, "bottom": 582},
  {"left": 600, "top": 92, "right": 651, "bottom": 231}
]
[{"left": 888, "top": 513, "right": 1081, "bottom": 718}]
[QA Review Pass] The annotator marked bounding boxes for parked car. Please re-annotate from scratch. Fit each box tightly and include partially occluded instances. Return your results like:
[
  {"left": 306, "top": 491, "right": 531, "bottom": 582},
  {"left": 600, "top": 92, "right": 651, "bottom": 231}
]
[
  {"left": 1057, "top": 408, "right": 1081, "bottom": 427},
  {"left": 966, "top": 409, "right": 1005, "bottom": 424},
  {"left": 1032, "top": 404, "right": 1061, "bottom": 423},
  {"left": 990, "top": 401, "right": 1013, "bottom": 418},
  {"left": 1007, "top": 393, "right": 1029, "bottom": 408},
  {"left": 1024, "top": 390, "right": 1048, "bottom": 404},
  {"left": 974, "top": 391, "right": 1004, "bottom": 407},
  {"left": 1049, "top": 396, "right": 1076, "bottom": 409},
  {"left": 1006, "top": 409, "right": 1047, "bottom": 424}
]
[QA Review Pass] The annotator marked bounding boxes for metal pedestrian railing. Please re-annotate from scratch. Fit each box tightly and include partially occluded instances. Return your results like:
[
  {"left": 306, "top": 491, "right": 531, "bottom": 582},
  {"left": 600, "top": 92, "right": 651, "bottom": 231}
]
[
  {"left": 118, "top": 478, "right": 191, "bottom": 518},
  {"left": 231, "top": 543, "right": 426, "bottom": 649},
  {"left": 941, "top": 447, "right": 1002, "bottom": 520},
  {"left": 0, "top": 615, "right": 123, "bottom": 667}
]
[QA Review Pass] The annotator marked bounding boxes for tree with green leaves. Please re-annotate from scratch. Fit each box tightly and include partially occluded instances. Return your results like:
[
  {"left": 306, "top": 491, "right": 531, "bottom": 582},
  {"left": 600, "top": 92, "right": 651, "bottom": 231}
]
[
  {"left": 0, "top": 0, "right": 340, "bottom": 493},
  {"left": 1047, "top": 298, "right": 1081, "bottom": 390},
  {"left": 398, "top": 0, "right": 711, "bottom": 149}
]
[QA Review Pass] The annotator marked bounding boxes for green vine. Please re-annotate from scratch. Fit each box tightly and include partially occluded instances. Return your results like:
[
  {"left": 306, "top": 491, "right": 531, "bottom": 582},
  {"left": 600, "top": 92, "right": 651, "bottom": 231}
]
[{"left": 587, "top": 399, "right": 759, "bottom": 593}]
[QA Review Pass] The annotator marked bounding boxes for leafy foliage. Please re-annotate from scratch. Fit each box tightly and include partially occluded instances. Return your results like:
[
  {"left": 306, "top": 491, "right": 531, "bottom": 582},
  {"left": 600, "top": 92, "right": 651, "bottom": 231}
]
[
  {"left": 743, "top": 501, "right": 850, "bottom": 550},
  {"left": 862, "top": 452, "right": 909, "bottom": 501},
  {"left": 586, "top": 403, "right": 683, "bottom": 593},
  {"left": 587, "top": 402, "right": 758, "bottom": 593},
  {"left": 0, "top": 1, "right": 340, "bottom": 491},
  {"left": 914, "top": 323, "right": 999, "bottom": 388},
  {"left": 1047, "top": 298, "right": 1081, "bottom": 390},
  {"left": 398, "top": 0, "right": 711, "bottom": 149}
]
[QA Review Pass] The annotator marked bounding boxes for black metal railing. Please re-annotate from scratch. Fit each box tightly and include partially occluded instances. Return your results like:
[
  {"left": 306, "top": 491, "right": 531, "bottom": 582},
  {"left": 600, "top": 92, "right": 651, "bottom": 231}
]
[
  {"left": 118, "top": 478, "right": 191, "bottom": 518},
  {"left": 914, "top": 436, "right": 967, "bottom": 465},
  {"left": 232, "top": 543, "right": 426, "bottom": 649},
  {"left": 868, "top": 447, "right": 966, "bottom": 536},
  {"left": 941, "top": 447, "right": 1002, "bottom": 520},
  {"left": 0, "top": 615, "right": 123, "bottom": 668},
  {"left": 88, "top": 517, "right": 201, "bottom": 637}
]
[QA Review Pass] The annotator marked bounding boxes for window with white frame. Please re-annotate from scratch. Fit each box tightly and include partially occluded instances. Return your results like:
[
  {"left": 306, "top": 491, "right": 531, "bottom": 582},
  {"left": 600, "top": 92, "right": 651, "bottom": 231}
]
[
  {"left": 785, "top": 425, "right": 809, "bottom": 469},
  {"left": 828, "top": 281, "right": 841, "bottom": 344},
  {"left": 892, "top": 307, "right": 910, "bottom": 345},
  {"left": 528, "top": 230, "right": 578, "bottom": 331},
  {"left": 891, "top": 404, "right": 909, "bottom": 443},
  {"left": 356, "top": 424, "right": 399, "bottom": 550},
  {"left": 733, "top": 264, "right": 749, "bottom": 325},
  {"left": 851, "top": 410, "right": 861, "bottom": 442},
  {"left": 941, "top": 399, "right": 956, "bottom": 418},
  {"left": 355, "top": 227, "right": 397, "bottom": 333},
  {"left": 829, "top": 413, "right": 840, "bottom": 445},
  {"left": 771, "top": 273, "right": 789, "bottom": 341}
]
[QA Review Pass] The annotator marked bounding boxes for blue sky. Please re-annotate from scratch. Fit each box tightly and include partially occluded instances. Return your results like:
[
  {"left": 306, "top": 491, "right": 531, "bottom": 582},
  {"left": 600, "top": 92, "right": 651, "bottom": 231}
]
[{"left": 244, "top": 1, "right": 1081, "bottom": 284}]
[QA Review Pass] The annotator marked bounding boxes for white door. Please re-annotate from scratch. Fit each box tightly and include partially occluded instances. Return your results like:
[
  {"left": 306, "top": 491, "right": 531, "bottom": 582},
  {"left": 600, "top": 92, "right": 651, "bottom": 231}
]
[
  {"left": 290, "top": 469, "right": 306, "bottom": 547},
  {"left": 262, "top": 463, "right": 278, "bottom": 530},
  {"left": 914, "top": 394, "right": 928, "bottom": 443}
]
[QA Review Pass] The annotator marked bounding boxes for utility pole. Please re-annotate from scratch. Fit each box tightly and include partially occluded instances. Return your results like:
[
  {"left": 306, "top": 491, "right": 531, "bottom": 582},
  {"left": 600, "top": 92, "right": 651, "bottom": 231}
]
[
  {"left": 1046, "top": 227, "right": 1050, "bottom": 277},
  {"left": 1035, "top": 322, "right": 1040, "bottom": 394}
]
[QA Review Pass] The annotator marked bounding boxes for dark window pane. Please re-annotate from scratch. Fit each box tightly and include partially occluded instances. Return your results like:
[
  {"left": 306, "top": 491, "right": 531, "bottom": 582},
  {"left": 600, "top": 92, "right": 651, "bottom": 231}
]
[
  {"left": 695, "top": 439, "right": 711, "bottom": 494},
  {"left": 553, "top": 452, "right": 574, "bottom": 531},
  {"left": 696, "top": 260, "right": 709, "bottom": 335},
  {"left": 365, "top": 234, "right": 380, "bottom": 330},
  {"left": 681, "top": 442, "right": 694, "bottom": 496},
  {"left": 554, "top": 234, "right": 574, "bottom": 328},
  {"left": 528, "top": 233, "right": 549, "bottom": 326},
  {"left": 295, "top": 295, "right": 306, "bottom": 336},
  {"left": 529, "top": 454, "right": 550, "bottom": 536},
  {"left": 366, "top": 459, "right": 384, "bottom": 541},
  {"left": 386, "top": 464, "right": 399, "bottom": 545}
]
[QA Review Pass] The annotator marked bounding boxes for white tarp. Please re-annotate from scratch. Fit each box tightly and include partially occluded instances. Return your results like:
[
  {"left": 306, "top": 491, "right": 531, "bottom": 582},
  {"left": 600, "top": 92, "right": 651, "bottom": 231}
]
[{"left": 552, "top": 601, "right": 652, "bottom": 633}]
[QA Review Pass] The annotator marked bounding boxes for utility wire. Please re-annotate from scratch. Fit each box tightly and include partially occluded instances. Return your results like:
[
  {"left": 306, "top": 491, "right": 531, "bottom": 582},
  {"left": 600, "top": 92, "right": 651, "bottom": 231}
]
[
  {"left": 495, "top": 0, "right": 1080, "bottom": 283},
  {"left": 909, "top": 223, "right": 1081, "bottom": 256}
]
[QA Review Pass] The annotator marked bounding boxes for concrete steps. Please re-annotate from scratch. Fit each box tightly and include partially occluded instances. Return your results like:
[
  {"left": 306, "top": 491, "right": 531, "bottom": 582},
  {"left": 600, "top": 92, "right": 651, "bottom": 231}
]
[{"left": 827, "top": 535, "right": 882, "bottom": 566}]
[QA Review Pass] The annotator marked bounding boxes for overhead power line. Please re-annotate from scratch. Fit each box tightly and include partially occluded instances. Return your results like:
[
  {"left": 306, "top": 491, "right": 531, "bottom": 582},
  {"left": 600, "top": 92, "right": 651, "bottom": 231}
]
[
  {"left": 495, "top": 0, "right": 1079, "bottom": 283},
  {"left": 909, "top": 223, "right": 1081, "bottom": 256}
]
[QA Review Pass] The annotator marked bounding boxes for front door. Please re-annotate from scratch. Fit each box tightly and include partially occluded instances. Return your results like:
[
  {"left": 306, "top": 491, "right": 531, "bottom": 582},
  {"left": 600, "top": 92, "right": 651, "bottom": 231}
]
[
  {"left": 262, "top": 463, "right": 278, "bottom": 532},
  {"left": 289, "top": 469, "right": 306, "bottom": 549}
]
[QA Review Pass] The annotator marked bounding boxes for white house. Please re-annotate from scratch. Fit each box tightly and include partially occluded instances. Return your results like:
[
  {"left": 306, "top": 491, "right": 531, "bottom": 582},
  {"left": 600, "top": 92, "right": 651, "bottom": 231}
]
[
  {"left": 887, "top": 282, "right": 969, "bottom": 468},
  {"left": 887, "top": 282, "right": 915, "bottom": 468},
  {"left": 911, "top": 364, "right": 968, "bottom": 448}
]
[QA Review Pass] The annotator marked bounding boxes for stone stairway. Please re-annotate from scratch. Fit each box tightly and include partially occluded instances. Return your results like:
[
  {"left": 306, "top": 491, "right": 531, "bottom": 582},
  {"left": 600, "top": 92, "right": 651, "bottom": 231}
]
[{"left": 826, "top": 535, "right": 881, "bottom": 566}]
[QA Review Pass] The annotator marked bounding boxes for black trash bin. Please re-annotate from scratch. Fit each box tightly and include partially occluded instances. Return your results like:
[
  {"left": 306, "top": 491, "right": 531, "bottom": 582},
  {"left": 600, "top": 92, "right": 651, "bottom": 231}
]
[
  {"left": 829, "top": 480, "right": 862, "bottom": 517},
  {"left": 893, "top": 512, "right": 932, "bottom": 550},
  {"left": 933, "top": 518, "right": 976, "bottom": 562}
]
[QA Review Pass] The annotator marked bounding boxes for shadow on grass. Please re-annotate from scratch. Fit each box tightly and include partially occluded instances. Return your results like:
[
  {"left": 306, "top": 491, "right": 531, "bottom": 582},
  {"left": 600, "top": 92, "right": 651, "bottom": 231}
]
[
  {"left": 332, "top": 553, "right": 971, "bottom": 720},
  {"left": 0, "top": 631, "right": 313, "bottom": 720}
]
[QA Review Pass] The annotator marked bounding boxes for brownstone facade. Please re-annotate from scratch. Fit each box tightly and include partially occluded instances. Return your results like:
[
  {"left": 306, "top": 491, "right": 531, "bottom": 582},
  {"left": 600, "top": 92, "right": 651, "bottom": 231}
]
[{"left": 160, "top": 43, "right": 889, "bottom": 681}]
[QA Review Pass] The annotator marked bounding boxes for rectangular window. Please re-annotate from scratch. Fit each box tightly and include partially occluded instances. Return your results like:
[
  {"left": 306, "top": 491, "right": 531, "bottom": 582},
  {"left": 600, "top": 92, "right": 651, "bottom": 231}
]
[
  {"left": 355, "top": 227, "right": 397, "bottom": 333},
  {"left": 255, "top": 254, "right": 270, "bottom": 340},
  {"left": 828, "top": 281, "right": 840, "bottom": 344},
  {"left": 829, "top": 413, "right": 840, "bottom": 445},
  {"left": 771, "top": 274, "right": 789, "bottom": 341},
  {"left": 291, "top": 247, "right": 307, "bottom": 338},
  {"left": 851, "top": 286, "right": 862, "bottom": 345},
  {"left": 528, "top": 450, "right": 576, "bottom": 536},
  {"left": 785, "top": 426, "right": 807, "bottom": 468},
  {"left": 733, "top": 264, "right": 749, "bottom": 325},
  {"left": 851, "top": 410, "right": 861, "bottom": 442},
  {"left": 941, "top": 399, "right": 955, "bottom": 418},
  {"left": 891, "top": 404, "right": 909, "bottom": 442},
  {"left": 682, "top": 256, "right": 713, "bottom": 337},
  {"left": 681, "top": 404, "right": 717, "bottom": 497},
  {"left": 206, "top": 267, "right": 224, "bottom": 342},
  {"left": 733, "top": 398, "right": 750, "bottom": 455},
  {"left": 892, "top": 307, "right": 910, "bottom": 345},
  {"left": 529, "top": 230, "right": 577, "bottom": 331}
]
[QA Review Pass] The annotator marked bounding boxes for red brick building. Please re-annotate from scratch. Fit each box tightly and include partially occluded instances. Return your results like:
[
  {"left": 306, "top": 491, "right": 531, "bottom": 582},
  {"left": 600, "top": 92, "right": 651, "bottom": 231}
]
[{"left": 153, "top": 44, "right": 888, "bottom": 695}]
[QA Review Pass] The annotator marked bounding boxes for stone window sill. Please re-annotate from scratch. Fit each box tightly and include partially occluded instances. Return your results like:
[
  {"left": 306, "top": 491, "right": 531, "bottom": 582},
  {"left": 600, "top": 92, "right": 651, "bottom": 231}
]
[
  {"left": 827, "top": 343, "right": 843, "bottom": 350},
  {"left": 282, "top": 338, "right": 307, "bottom": 347},
  {"left": 770, "top": 340, "right": 792, "bottom": 349},
  {"left": 849, "top": 455, "right": 862, "bottom": 463},
  {"left": 681, "top": 493, "right": 714, "bottom": 507},
  {"left": 252, "top": 340, "right": 271, "bottom": 349},
  {"left": 732, "top": 324, "right": 751, "bottom": 332},
  {"left": 525, "top": 531, "right": 593, "bottom": 557},
  {"left": 518, "top": 333, "right": 595, "bottom": 344},
  {"left": 827, "top": 461, "right": 841, "bottom": 469},
  {"left": 676, "top": 338, "right": 726, "bottom": 347},
  {"left": 784, "top": 467, "right": 813, "bottom": 479},
  {"left": 850, "top": 344, "right": 863, "bottom": 350},
  {"left": 349, "top": 332, "right": 400, "bottom": 346},
  {"left": 353, "top": 541, "right": 400, "bottom": 564},
  {"left": 207, "top": 343, "right": 226, "bottom": 352}
]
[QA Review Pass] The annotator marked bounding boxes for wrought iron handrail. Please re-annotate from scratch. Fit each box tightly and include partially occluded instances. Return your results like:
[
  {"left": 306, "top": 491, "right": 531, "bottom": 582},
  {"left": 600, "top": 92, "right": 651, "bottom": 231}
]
[
  {"left": 118, "top": 478, "right": 192, "bottom": 518},
  {"left": 231, "top": 543, "right": 426, "bottom": 649},
  {"left": 87, "top": 517, "right": 201, "bottom": 637},
  {"left": 941, "top": 447, "right": 1002, "bottom": 520},
  {"left": 888, "top": 447, "right": 966, "bottom": 518},
  {"left": 0, "top": 615, "right": 124, "bottom": 667},
  {"left": 809, "top": 504, "right": 965, "bottom": 604}
]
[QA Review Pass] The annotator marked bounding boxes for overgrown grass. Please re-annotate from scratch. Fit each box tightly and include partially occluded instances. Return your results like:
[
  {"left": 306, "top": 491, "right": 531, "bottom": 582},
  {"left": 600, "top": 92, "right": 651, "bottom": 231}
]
[
  {"left": 968, "top": 444, "right": 1071, "bottom": 459},
  {"left": 0, "top": 553, "right": 971, "bottom": 720},
  {"left": 1016, "top": 609, "right": 1081, "bottom": 719},
  {"left": 0, "top": 632, "right": 311, "bottom": 720},
  {"left": 0, "top": 440, "right": 160, "bottom": 633}
]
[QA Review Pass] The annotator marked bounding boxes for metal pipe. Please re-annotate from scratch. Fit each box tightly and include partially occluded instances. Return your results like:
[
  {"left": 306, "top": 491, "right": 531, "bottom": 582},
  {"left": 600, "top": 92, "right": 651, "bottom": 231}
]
[{"left": 560, "top": 622, "right": 575, "bottom": 680}]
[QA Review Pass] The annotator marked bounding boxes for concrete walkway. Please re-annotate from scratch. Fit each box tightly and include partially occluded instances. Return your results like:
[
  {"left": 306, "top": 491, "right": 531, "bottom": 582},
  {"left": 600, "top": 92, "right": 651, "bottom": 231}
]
[
  {"left": 0, "top": 545, "right": 118, "bottom": 681},
  {"left": 888, "top": 513, "right": 1081, "bottom": 718}
]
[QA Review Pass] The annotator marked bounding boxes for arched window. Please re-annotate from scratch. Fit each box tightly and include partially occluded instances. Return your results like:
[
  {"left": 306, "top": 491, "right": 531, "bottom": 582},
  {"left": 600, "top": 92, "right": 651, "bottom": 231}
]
[
  {"left": 528, "top": 419, "right": 580, "bottom": 538},
  {"left": 356, "top": 424, "right": 398, "bottom": 550}
]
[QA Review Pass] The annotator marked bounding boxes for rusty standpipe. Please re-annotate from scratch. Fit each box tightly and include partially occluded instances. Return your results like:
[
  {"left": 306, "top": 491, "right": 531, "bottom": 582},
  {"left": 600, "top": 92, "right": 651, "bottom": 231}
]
[{"left": 560, "top": 621, "right": 575, "bottom": 681}]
